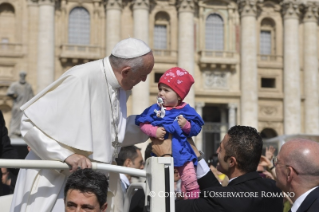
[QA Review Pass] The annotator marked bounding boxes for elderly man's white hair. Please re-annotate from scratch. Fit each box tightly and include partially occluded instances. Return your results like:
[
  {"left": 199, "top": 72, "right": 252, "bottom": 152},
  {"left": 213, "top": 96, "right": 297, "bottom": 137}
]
[{"left": 109, "top": 38, "right": 151, "bottom": 72}]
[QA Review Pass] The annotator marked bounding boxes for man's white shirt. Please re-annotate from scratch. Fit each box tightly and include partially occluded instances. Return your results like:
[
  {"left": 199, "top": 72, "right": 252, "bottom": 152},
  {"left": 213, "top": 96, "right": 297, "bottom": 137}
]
[
  {"left": 290, "top": 186, "right": 318, "bottom": 212},
  {"left": 120, "top": 173, "right": 130, "bottom": 191}
]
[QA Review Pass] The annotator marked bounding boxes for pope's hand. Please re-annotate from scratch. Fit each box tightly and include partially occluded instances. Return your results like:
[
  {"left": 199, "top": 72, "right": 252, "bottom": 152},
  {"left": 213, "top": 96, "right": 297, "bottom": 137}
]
[{"left": 65, "top": 154, "right": 92, "bottom": 172}]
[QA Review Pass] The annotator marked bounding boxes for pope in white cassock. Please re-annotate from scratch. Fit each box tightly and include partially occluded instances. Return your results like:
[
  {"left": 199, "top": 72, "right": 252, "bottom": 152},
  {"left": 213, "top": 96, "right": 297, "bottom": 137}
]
[{"left": 10, "top": 38, "right": 154, "bottom": 212}]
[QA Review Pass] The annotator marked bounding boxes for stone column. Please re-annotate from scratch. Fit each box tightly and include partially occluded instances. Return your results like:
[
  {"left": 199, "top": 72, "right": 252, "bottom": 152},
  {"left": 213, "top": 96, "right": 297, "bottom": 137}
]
[
  {"left": 37, "top": 0, "right": 55, "bottom": 92},
  {"left": 282, "top": 0, "right": 301, "bottom": 134},
  {"left": 228, "top": 103, "right": 237, "bottom": 129},
  {"left": 303, "top": 3, "right": 319, "bottom": 134},
  {"left": 195, "top": 102, "right": 205, "bottom": 150},
  {"left": 132, "top": 0, "right": 150, "bottom": 114},
  {"left": 27, "top": 0, "right": 39, "bottom": 89},
  {"left": 238, "top": 0, "right": 258, "bottom": 128},
  {"left": 106, "top": 0, "right": 122, "bottom": 55},
  {"left": 177, "top": 0, "right": 195, "bottom": 107},
  {"left": 220, "top": 107, "right": 227, "bottom": 141}
]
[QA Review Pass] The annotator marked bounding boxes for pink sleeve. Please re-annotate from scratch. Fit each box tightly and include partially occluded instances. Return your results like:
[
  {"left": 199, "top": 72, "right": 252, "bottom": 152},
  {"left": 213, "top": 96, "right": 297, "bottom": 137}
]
[
  {"left": 182, "top": 121, "right": 191, "bottom": 135},
  {"left": 139, "top": 123, "right": 158, "bottom": 138}
]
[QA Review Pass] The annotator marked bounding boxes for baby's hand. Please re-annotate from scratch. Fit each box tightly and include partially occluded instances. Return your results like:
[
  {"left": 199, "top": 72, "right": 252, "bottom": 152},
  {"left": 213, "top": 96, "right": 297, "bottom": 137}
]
[
  {"left": 177, "top": 115, "right": 187, "bottom": 128},
  {"left": 156, "top": 127, "right": 166, "bottom": 140}
]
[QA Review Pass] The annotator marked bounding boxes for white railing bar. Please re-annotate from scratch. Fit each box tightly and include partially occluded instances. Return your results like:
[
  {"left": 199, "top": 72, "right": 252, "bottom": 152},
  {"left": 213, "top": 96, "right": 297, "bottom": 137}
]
[
  {"left": 0, "top": 159, "right": 147, "bottom": 177},
  {"left": 95, "top": 163, "right": 146, "bottom": 177}
]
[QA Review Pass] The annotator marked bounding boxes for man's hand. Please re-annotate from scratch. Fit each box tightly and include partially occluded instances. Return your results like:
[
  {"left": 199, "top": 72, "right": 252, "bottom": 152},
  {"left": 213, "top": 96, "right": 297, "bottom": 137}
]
[
  {"left": 259, "top": 155, "right": 272, "bottom": 169},
  {"left": 177, "top": 115, "right": 187, "bottom": 128},
  {"left": 1, "top": 168, "right": 11, "bottom": 185},
  {"left": 151, "top": 134, "right": 172, "bottom": 156},
  {"left": 65, "top": 154, "right": 92, "bottom": 172},
  {"left": 156, "top": 127, "right": 166, "bottom": 140},
  {"left": 187, "top": 137, "right": 200, "bottom": 157}
]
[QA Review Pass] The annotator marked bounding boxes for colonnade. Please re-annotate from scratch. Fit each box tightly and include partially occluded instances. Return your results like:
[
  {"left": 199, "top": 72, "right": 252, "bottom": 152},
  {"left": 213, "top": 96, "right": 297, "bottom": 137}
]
[{"left": 30, "top": 0, "right": 319, "bottom": 134}]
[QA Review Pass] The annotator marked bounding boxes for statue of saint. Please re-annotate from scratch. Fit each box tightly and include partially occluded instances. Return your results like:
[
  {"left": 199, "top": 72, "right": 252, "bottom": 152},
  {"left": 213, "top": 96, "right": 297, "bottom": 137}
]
[{"left": 7, "top": 72, "right": 34, "bottom": 137}]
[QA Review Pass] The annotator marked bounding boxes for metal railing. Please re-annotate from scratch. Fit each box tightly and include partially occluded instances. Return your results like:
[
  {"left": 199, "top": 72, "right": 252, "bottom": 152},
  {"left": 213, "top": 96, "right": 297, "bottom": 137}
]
[
  {"left": 203, "top": 122, "right": 229, "bottom": 133},
  {"left": 153, "top": 49, "right": 177, "bottom": 57},
  {"left": 0, "top": 43, "right": 23, "bottom": 54},
  {"left": 0, "top": 157, "right": 175, "bottom": 212},
  {"left": 60, "top": 44, "right": 102, "bottom": 59},
  {"left": 0, "top": 159, "right": 146, "bottom": 177},
  {"left": 200, "top": 50, "right": 235, "bottom": 58},
  {"left": 258, "top": 54, "right": 283, "bottom": 62}
]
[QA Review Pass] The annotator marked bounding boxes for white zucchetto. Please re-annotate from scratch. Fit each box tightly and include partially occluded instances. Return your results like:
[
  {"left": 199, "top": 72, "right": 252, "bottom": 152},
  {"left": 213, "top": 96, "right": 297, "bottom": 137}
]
[{"left": 111, "top": 38, "right": 151, "bottom": 59}]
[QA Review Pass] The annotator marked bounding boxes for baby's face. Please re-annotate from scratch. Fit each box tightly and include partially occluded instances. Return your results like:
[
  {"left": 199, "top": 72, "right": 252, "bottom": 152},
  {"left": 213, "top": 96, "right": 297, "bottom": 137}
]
[{"left": 158, "top": 84, "right": 180, "bottom": 107}]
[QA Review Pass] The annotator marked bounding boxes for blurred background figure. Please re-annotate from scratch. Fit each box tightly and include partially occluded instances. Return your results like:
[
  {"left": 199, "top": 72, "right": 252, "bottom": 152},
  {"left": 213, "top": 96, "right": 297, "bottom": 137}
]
[
  {"left": 6, "top": 72, "right": 34, "bottom": 138},
  {"left": 0, "top": 110, "right": 19, "bottom": 196},
  {"left": 116, "top": 146, "right": 144, "bottom": 195},
  {"left": 174, "top": 168, "right": 183, "bottom": 200}
]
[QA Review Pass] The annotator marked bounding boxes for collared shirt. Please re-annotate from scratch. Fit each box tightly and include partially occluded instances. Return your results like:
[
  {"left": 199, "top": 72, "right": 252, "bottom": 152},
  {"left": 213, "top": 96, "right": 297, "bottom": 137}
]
[
  {"left": 120, "top": 173, "right": 130, "bottom": 191},
  {"left": 196, "top": 160, "right": 236, "bottom": 183},
  {"left": 228, "top": 177, "right": 238, "bottom": 183},
  {"left": 290, "top": 186, "right": 318, "bottom": 212}
]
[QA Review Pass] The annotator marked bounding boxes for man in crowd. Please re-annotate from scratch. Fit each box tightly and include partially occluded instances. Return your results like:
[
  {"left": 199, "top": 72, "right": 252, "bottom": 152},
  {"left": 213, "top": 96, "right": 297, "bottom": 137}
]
[
  {"left": 0, "top": 110, "right": 19, "bottom": 196},
  {"left": 152, "top": 125, "right": 283, "bottom": 212},
  {"left": 10, "top": 38, "right": 153, "bottom": 212},
  {"left": 64, "top": 169, "right": 108, "bottom": 212},
  {"left": 275, "top": 139, "right": 319, "bottom": 212},
  {"left": 116, "top": 146, "right": 144, "bottom": 193}
]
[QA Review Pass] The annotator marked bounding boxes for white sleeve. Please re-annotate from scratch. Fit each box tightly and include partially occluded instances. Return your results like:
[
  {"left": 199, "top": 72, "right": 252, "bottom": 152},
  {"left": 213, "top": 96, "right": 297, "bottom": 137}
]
[
  {"left": 121, "top": 115, "right": 149, "bottom": 147},
  {"left": 21, "top": 114, "right": 74, "bottom": 161},
  {"left": 196, "top": 159, "right": 210, "bottom": 179}
]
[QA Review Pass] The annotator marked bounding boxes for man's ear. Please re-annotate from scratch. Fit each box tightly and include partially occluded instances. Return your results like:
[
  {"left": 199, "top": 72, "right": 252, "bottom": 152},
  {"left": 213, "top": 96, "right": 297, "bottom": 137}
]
[
  {"left": 121, "top": 66, "right": 131, "bottom": 78},
  {"left": 124, "top": 158, "right": 132, "bottom": 167},
  {"left": 286, "top": 167, "right": 293, "bottom": 182},
  {"left": 101, "top": 202, "right": 108, "bottom": 212},
  {"left": 228, "top": 156, "right": 237, "bottom": 167}
]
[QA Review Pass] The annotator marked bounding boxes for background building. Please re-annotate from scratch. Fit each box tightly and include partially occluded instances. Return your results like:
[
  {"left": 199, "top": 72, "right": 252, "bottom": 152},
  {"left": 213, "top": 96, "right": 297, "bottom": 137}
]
[{"left": 0, "top": 0, "right": 318, "bottom": 159}]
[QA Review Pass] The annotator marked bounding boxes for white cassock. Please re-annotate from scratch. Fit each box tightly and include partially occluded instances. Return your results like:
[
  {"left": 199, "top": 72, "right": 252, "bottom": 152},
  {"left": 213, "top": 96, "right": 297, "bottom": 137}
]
[{"left": 10, "top": 57, "right": 148, "bottom": 212}]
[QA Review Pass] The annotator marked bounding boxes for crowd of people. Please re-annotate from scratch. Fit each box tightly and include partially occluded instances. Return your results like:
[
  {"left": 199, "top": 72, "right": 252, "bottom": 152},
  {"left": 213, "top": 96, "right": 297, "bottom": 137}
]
[{"left": 0, "top": 37, "right": 318, "bottom": 212}]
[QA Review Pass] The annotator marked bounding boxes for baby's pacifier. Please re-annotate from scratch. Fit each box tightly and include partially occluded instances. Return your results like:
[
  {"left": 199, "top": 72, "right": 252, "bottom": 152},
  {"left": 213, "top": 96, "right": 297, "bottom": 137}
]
[{"left": 157, "top": 97, "right": 164, "bottom": 105}]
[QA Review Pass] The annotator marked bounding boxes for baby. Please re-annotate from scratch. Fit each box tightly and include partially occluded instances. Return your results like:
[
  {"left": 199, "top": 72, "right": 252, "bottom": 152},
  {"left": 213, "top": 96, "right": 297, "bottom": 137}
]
[{"left": 135, "top": 67, "right": 204, "bottom": 199}]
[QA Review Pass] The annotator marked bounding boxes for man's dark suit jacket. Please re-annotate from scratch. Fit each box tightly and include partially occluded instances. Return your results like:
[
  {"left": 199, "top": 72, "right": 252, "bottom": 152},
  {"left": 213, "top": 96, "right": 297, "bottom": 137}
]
[
  {"left": 176, "top": 171, "right": 283, "bottom": 212},
  {"left": 0, "top": 110, "right": 19, "bottom": 196},
  {"left": 296, "top": 186, "right": 319, "bottom": 212}
]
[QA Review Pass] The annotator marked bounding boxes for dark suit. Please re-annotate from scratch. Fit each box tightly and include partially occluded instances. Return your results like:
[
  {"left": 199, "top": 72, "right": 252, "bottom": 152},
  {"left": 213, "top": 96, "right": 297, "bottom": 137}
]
[
  {"left": 296, "top": 187, "right": 319, "bottom": 212},
  {"left": 176, "top": 171, "right": 283, "bottom": 212},
  {"left": 0, "top": 110, "right": 19, "bottom": 196}
]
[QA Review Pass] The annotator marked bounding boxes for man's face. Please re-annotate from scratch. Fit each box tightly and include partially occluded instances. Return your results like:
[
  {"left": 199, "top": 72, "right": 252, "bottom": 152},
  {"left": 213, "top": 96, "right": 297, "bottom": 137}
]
[
  {"left": 121, "top": 53, "right": 154, "bottom": 90},
  {"left": 65, "top": 189, "right": 107, "bottom": 212},
  {"left": 130, "top": 149, "right": 144, "bottom": 170},
  {"left": 275, "top": 150, "right": 289, "bottom": 192},
  {"left": 216, "top": 134, "right": 231, "bottom": 175}
]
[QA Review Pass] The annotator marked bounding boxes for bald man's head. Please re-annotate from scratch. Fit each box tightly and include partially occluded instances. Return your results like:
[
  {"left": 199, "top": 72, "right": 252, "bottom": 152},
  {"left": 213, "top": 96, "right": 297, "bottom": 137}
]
[{"left": 281, "top": 139, "right": 319, "bottom": 176}]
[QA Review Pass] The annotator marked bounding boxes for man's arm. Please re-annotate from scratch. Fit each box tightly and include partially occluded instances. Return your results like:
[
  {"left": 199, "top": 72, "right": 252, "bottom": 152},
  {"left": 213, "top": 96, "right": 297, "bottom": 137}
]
[
  {"left": 151, "top": 137, "right": 220, "bottom": 188},
  {"left": 0, "top": 111, "right": 18, "bottom": 160}
]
